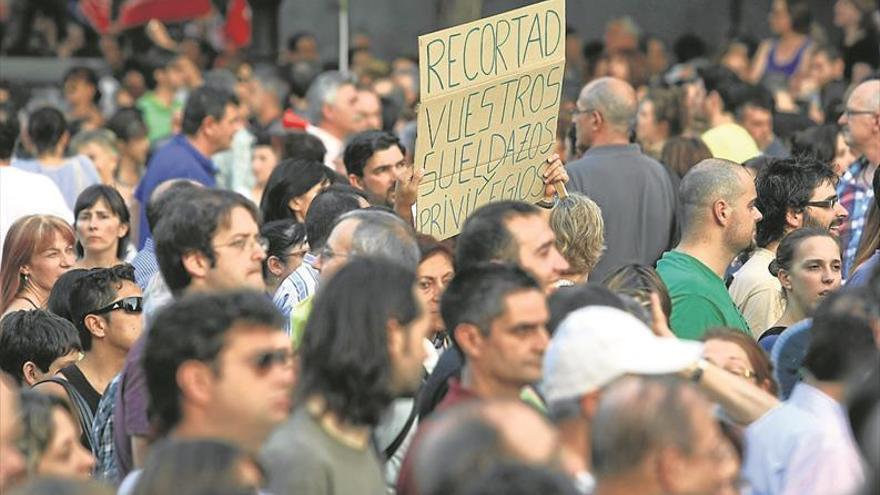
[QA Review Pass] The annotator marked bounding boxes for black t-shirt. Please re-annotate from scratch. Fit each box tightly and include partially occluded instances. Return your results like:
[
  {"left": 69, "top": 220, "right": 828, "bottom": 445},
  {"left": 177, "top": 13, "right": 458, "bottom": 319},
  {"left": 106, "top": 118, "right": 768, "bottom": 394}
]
[{"left": 842, "top": 31, "right": 880, "bottom": 80}]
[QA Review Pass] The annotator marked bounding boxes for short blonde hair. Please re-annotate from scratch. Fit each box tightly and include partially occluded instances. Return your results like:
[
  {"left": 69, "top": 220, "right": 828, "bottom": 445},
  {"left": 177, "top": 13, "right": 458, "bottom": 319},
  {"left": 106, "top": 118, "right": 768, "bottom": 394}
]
[{"left": 550, "top": 193, "right": 606, "bottom": 275}]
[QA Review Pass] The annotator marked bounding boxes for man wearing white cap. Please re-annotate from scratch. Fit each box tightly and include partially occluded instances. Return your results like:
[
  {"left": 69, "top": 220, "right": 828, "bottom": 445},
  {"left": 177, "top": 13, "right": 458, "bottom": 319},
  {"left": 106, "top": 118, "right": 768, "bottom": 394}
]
[{"left": 542, "top": 306, "right": 779, "bottom": 494}]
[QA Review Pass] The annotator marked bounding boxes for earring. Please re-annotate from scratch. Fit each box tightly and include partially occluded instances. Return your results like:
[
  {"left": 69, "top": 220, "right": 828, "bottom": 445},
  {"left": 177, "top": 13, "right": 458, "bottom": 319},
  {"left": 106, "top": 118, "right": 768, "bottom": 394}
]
[{"left": 21, "top": 273, "right": 29, "bottom": 282}]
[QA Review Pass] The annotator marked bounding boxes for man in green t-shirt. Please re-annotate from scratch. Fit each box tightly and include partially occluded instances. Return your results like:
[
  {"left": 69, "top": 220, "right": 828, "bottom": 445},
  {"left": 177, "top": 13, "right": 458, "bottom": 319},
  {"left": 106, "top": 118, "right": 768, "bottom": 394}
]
[{"left": 657, "top": 158, "right": 763, "bottom": 339}]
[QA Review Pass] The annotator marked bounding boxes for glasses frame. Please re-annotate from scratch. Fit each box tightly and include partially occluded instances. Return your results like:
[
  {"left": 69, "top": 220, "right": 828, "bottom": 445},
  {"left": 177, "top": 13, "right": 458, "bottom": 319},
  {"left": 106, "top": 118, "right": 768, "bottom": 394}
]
[
  {"left": 213, "top": 235, "right": 269, "bottom": 253},
  {"left": 803, "top": 196, "right": 840, "bottom": 209},
  {"left": 88, "top": 296, "right": 144, "bottom": 318}
]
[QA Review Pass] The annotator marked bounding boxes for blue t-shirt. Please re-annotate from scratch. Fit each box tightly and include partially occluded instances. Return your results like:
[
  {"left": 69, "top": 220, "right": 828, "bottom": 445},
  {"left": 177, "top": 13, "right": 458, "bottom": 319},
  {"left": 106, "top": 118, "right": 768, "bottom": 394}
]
[
  {"left": 134, "top": 135, "right": 217, "bottom": 248},
  {"left": 12, "top": 155, "right": 101, "bottom": 209}
]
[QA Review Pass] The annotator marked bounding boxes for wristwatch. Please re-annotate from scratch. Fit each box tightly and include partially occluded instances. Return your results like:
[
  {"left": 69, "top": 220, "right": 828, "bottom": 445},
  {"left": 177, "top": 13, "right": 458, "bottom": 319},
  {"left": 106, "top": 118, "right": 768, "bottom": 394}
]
[{"left": 683, "top": 358, "right": 709, "bottom": 383}]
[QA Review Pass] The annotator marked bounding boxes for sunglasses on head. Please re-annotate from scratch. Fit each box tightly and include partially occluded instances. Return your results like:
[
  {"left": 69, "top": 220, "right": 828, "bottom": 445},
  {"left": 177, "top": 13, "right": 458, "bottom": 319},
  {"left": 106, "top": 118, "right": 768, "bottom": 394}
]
[
  {"left": 89, "top": 296, "right": 144, "bottom": 317},
  {"left": 250, "top": 349, "right": 293, "bottom": 373}
]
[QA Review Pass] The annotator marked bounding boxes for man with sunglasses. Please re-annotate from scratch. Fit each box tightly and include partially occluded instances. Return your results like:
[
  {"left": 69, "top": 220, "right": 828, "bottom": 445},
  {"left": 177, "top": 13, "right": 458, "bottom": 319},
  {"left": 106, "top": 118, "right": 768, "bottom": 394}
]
[
  {"left": 837, "top": 79, "right": 880, "bottom": 277},
  {"left": 730, "top": 156, "right": 848, "bottom": 337},
  {"left": 33, "top": 264, "right": 143, "bottom": 420}
]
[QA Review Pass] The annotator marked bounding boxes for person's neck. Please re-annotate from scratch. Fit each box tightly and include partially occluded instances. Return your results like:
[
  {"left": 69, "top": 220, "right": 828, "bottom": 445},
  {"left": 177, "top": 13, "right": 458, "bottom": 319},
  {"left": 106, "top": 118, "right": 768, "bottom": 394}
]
[
  {"left": 154, "top": 85, "right": 176, "bottom": 105},
  {"left": 774, "top": 297, "right": 808, "bottom": 328},
  {"left": 862, "top": 149, "right": 880, "bottom": 170},
  {"left": 843, "top": 24, "right": 864, "bottom": 44},
  {"left": 259, "top": 105, "right": 281, "bottom": 126},
  {"left": 764, "top": 239, "right": 781, "bottom": 254},
  {"left": 70, "top": 101, "right": 92, "bottom": 117},
  {"left": 117, "top": 156, "right": 141, "bottom": 184},
  {"left": 317, "top": 122, "right": 346, "bottom": 141},
  {"left": 590, "top": 132, "right": 630, "bottom": 148},
  {"left": 37, "top": 151, "right": 66, "bottom": 166},
  {"left": 186, "top": 134, "right": 215, "bottom": 159},
  {"left": 780, "top": 31, "right": 805, "bottom": 43},
  {"left": 17, "top": 283, "right": 49, "bottom": 308},
  {"left": 461, "top": 363, "right": 522, "bottom": 400},
  {"left": 676, "top": 237, "right": 736, "bottom": 279},
  {"left": 558, "top": 418, "right": 592, "bottom": 479},
  {"left": 172, "top": 419, "right": 262, "bottom": 454},
  {"left": 805, "top": 376, "right": 846, "bottom": 403},
  {"left": 594, "top": 474, "right": 660, "bottom": 495},
  {"left": 76, "top": 347, "right": 125, "bottom": 394},
  {"left": 78, "top": 249, "right": 121, "bottom": 269},
  {"left": 306, "top": 395, "right": 372, "bottom": 449},
  {"left": 709, "top": 111, "right": 735, "bottom": 128}
]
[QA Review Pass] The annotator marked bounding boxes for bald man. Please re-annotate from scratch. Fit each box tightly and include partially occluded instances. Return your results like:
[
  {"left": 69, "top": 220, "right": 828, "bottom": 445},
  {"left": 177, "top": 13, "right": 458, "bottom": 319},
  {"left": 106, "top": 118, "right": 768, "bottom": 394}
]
[
  {"left": 837, "top": 79, "right": 880, "bottom": 277},
  {"left": 656, "top": 158, "right": 762, "bottom": 339},
  {"left": 568, "top": 77, "right": 676, "bottom": 282},
  {"left": 0, "top": 374, "right": 25, "bottom": 489}
]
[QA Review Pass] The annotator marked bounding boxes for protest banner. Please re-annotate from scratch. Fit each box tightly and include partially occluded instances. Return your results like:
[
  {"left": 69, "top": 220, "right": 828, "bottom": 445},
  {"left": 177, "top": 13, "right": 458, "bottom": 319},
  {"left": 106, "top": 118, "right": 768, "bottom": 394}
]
[{"left": 415, "top": 0, "right": 566, "bottom": 239}]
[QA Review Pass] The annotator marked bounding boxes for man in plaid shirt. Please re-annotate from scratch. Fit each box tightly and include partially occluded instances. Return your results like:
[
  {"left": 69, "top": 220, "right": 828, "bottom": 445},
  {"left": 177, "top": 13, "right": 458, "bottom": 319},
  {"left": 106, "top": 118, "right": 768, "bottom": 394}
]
[{"left": 837, "top": 80, "right": 879, "bottom": 278}]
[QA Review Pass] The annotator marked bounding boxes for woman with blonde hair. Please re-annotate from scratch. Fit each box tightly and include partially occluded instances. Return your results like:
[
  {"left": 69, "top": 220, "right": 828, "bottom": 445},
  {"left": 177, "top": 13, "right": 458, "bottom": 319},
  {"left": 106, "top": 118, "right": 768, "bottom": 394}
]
[
  {"left": 549, "top": 193, "right": 605, "bottom": 286},
  {"left": 0, "top": 215, "right": 75, "bottom": 316}
]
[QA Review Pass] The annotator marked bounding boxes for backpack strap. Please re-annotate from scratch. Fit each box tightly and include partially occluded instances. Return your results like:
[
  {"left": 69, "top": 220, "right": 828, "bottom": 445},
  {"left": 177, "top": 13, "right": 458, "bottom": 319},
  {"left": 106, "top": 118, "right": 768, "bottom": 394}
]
[
  {"left": 382, "top": 401, "right": 419, "bottom": 461},
  {"left": 38, "top": 377, "right": 98, "bottom": 453}
]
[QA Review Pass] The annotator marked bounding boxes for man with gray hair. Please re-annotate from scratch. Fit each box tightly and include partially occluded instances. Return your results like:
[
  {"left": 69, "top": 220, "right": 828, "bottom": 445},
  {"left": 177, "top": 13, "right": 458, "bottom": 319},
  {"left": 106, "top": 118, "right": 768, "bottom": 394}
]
[
  {"left": 591, "top": 376, "right": 736, "bottom": 495},
  {"left": 657, "top": 158, "right": 762, "bottom": 339},
  {"left": 567, "top": 76, "right": 676, "bottom": 282},
  {"left": 304, "top": 71, "right": 362, "bottom": 171}
]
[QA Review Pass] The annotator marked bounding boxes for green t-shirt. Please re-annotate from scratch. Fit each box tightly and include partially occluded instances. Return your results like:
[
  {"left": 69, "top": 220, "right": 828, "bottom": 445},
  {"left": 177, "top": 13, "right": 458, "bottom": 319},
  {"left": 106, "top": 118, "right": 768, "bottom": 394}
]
[
  {"left": 656, "top": 250, "right": 750, "bottom": 340},
  {"left": 137, "top": 91, "right": 182, "bottom": 143}
]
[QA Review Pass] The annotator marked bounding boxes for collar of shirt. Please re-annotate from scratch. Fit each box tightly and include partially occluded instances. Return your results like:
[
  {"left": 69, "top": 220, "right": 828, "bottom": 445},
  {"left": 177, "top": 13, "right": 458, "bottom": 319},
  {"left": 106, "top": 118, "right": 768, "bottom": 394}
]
[
  {"left": 303, "top": 252, "right": 318, "bottom": 267},
  {"left": 582, "top": 143, "right": 642, "bottom": 158},
  {"left": 172, "top": 134, "right": 218, "bottom": 176}
]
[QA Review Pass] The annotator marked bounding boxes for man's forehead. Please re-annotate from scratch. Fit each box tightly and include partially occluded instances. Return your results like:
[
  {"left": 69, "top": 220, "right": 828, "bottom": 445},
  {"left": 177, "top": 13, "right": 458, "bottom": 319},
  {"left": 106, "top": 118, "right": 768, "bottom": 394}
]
[
  {"left": 497, "top": 289, "right": 547, "bottom": 321},
  {"left": 506, "top": 214, "right": 552, "bottom": 246},
  {"left": 215, "top": 206, "right": 259, "bottom": 238}
]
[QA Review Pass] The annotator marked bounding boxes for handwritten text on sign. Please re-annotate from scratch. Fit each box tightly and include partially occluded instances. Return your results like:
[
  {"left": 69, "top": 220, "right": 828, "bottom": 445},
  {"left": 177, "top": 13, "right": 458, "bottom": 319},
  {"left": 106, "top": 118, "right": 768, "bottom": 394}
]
[{"left": 415, "top": 0, "right": 565, "bottom": 239}]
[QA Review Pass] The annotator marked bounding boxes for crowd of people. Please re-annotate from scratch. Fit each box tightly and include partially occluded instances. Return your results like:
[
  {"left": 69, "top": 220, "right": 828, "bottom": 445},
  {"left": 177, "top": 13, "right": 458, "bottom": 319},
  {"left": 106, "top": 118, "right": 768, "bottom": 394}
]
[{"left": 0, "top": 0, "right": 879, "bottom": 494}]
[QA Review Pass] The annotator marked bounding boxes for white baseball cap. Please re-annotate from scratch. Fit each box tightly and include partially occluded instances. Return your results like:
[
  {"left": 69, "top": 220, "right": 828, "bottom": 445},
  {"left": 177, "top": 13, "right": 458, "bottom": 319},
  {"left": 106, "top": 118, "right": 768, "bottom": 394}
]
[{"left": 541, "top": 306, "right": 703, "bottom": 404}]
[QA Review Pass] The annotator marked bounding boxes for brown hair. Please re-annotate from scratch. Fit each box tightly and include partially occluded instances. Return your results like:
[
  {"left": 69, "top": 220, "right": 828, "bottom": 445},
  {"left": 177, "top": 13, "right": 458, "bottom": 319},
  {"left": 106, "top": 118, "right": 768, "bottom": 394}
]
[
  {"left": 702, "top": 328, "right": 778, "bottom": 396},
  {"left": 550, "top": 194, "right": 606, "bottom": 276},
  {"left": 660, "top": 136, "right": 712, "bottom": 179},
  {"left": 602, "top": 263, "right": 671, "bottom": 320},
  {"left": 0, "top": 215, "right": 75, "bottom": 313}
]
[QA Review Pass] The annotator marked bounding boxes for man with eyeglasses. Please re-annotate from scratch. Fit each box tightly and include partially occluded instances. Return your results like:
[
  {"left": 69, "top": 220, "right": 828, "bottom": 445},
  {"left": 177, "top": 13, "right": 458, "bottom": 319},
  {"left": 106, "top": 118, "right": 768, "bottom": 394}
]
[
  {"left": 32, "top": 264, "right": 143, "bottom": 443},
  {"left": 837, "top": 79, "right": 880, "bottom": 277},
  {"left": 114, "top": 189, "right": 272, "bottom": 482},
  {"left": 567, "top": 76, "right": 676, "bottom": 283},
  {"left": 730, "top": 156, "right": 848, "bottom": 337}
]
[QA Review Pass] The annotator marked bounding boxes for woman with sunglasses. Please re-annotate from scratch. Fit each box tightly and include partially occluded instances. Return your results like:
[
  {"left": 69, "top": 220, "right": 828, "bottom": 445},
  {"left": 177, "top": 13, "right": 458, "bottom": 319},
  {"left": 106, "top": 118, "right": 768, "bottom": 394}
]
[
  {"left": 32, "top": 265, "right": 143, "bottom": 449},
  {"left": 702, "top": 328, "right": 779, "bottom": 396}
]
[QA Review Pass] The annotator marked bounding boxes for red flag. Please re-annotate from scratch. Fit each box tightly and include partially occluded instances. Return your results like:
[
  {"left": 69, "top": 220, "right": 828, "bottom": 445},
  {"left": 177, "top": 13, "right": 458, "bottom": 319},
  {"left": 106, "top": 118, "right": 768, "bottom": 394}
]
[
  {"left": 224, "top": 0, "right": 252, "bottom": 48},
  {"left": 118, "top": 0, "right": 212, "bottom": 30},
  {"left": 79, "top": 0, "right": 112, "bottom": 34}
]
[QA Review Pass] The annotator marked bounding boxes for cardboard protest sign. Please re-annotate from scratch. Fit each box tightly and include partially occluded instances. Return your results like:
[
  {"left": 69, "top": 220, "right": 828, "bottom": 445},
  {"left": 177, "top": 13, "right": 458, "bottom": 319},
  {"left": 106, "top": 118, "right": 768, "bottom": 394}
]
[{"left": 415, "top": 0, "right": 566, "bottom": 239}]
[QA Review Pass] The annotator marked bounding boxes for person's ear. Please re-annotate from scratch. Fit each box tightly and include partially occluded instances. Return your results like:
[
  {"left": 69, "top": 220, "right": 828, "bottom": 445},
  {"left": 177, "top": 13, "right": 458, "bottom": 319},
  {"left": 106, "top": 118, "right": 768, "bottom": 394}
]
[
  {"left": 778, "top": 268, "right": 792, "bottom": 291},
  {"left": 267, "top": 256, "right": 285, "bottom": 278},
  {"left": 785, "top": 208, "right": 803, "bottom": 229},
  {"left": 655, "top": 447, "right": 687, "bottom": 493},
  {"left": 712, "top": 199, "right": 731, "bottom": 226},
  {"left": 84, "top": 314, "right": 107, "bottom": 340},
  {"left": 452, "top": 323, "right": 484, "bottom": 359},
  {"left": 580, "top": 389, "right": 602, "bottom": 420},
  {"left": 22, "top": 361, "right": 42, "bottom": 387},
  {"left": 386, "top": 318, "right": 406, "bottom": 362},
  {"left": 287, "top": 196, "right": 308, "bottom": 218},
  {"left": 348, "top": 173, "right": 365, "bottom": 190},
  {"left": 176, "top": 361, "right": 215, "bottom": 408},
  {"left": 181, "top": 250, "right": 211, "bottom": 281},
  {"left": 117, "top": 222, "right": 130, "bottom": 240}
]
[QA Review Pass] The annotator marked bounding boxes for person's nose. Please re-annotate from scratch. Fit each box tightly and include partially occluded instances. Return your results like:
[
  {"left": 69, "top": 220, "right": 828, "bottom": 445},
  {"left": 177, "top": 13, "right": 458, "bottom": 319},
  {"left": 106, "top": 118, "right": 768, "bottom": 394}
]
[
  {"left": 835, "top": 202, "right": 849, "bottom": 219},
  {"left": 552, "top": 247, "right": 569, "bottom": 273}
]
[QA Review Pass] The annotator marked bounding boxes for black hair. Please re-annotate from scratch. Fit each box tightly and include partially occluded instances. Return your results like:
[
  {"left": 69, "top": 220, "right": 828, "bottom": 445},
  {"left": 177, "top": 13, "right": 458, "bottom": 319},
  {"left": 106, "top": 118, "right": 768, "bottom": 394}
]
[
  {"left": 297, "top": 257, "right": 419, "bottom": 426},
  {"left": 260, "top": 219, "right": 307, "bottom": 279},
  {"left": 790, "top": 124, "right": 838, "bottom": 165},
  {"left": 0, "top": 110, "right": 19, "bottom": 160},
  {"left": 287, "top": 32, "right": 315, "bottom": 52},
  {"left": 144, "top": 290, "right": 284, "bottom": 435},
  {"left": 155, "top": 189, "right": 261, "bottom": 294},
  {"left": 145, "top": 180, "right": 204, "bottom": 232},
  {"left": 743, "top": 155, "right": 776, "bottom": 177},
  {"left": 459, "top": 463, "right": 580, "bottom": 495},
  {"left": 343, "top": 130, "right": 405, "bottom": 178},
  {"left": 602, "top": 264, "right": 673, "bottom": 321},
  {"left": 755, "top": 156, "right": 838, "bottom": 247},
  {"left": 441, "top": 263, "right": 541, "bottom": 351},
  {"left": 698, "top": 65, "right": 745, "bottom": 114},
  {"left": 280, "top": 132, "right": 326, "bottom": 162},
  {"left": 303, "top": 187, "right": 362, "bottom": 252},
  {"left": 105, "top": 107, "right": 148, "bottom": 142},
  {"left": 673, "top": 33, "right": 707, "bottom": 63},
  {"left": 738, "top": 84, "right": 775, "bottom": 114},
  {"left": 455, "top": 201, "right": 541, "bottom": 271},
  {"left": 68, "top": 264, "right": 136, "bottom": 351},
  {"left": 73, "top": 185, "right": 131, "bottom": 260},
  {"left": 804, "top": 287, "right": 878, "bottom": 381},
  {"left": 252, "top": 128, "right": 272, "bottom": 148},
  {"left": 0, "top": 310, "right": 82, "bottom": 385},
  {"left": 785, "top": 0, "right": 813, "bottom": 35},
  {"left": 63, "top": 66, "right": 102, "bottom": 105},
  {"left": 180, "top": 85, "right": 238, "bottom": 137},
  {"left": 47, "top": 269, "right": 90, "bottom": 324},
  {"left": 769, "top": 226, "right": 840, "bottom": 278},
  {"left": 259, "top": 158, "right": 330, "bottom": 222},
  {"left": 27, "top": 106, "right": 67, "bottom": 155},
  {"left": 547, "top": 284, "right": 625, "bottom": 335}
]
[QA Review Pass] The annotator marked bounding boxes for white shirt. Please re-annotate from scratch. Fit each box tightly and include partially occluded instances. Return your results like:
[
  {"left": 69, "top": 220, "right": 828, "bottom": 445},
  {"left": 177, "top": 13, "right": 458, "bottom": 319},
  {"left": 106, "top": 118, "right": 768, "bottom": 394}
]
[
  {"left": 306, "top": 124, "right": 344, "bottom": 171},
  {"left": 0, "top": 166, "right": 73, "bottom": 259}
]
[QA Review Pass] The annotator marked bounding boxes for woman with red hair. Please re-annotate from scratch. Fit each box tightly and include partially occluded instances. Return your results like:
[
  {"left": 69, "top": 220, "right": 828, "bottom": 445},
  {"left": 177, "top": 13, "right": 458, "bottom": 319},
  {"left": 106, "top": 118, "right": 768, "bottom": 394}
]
[{"left": 0, "top": 215, "right": 76, "bottom": 316}]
